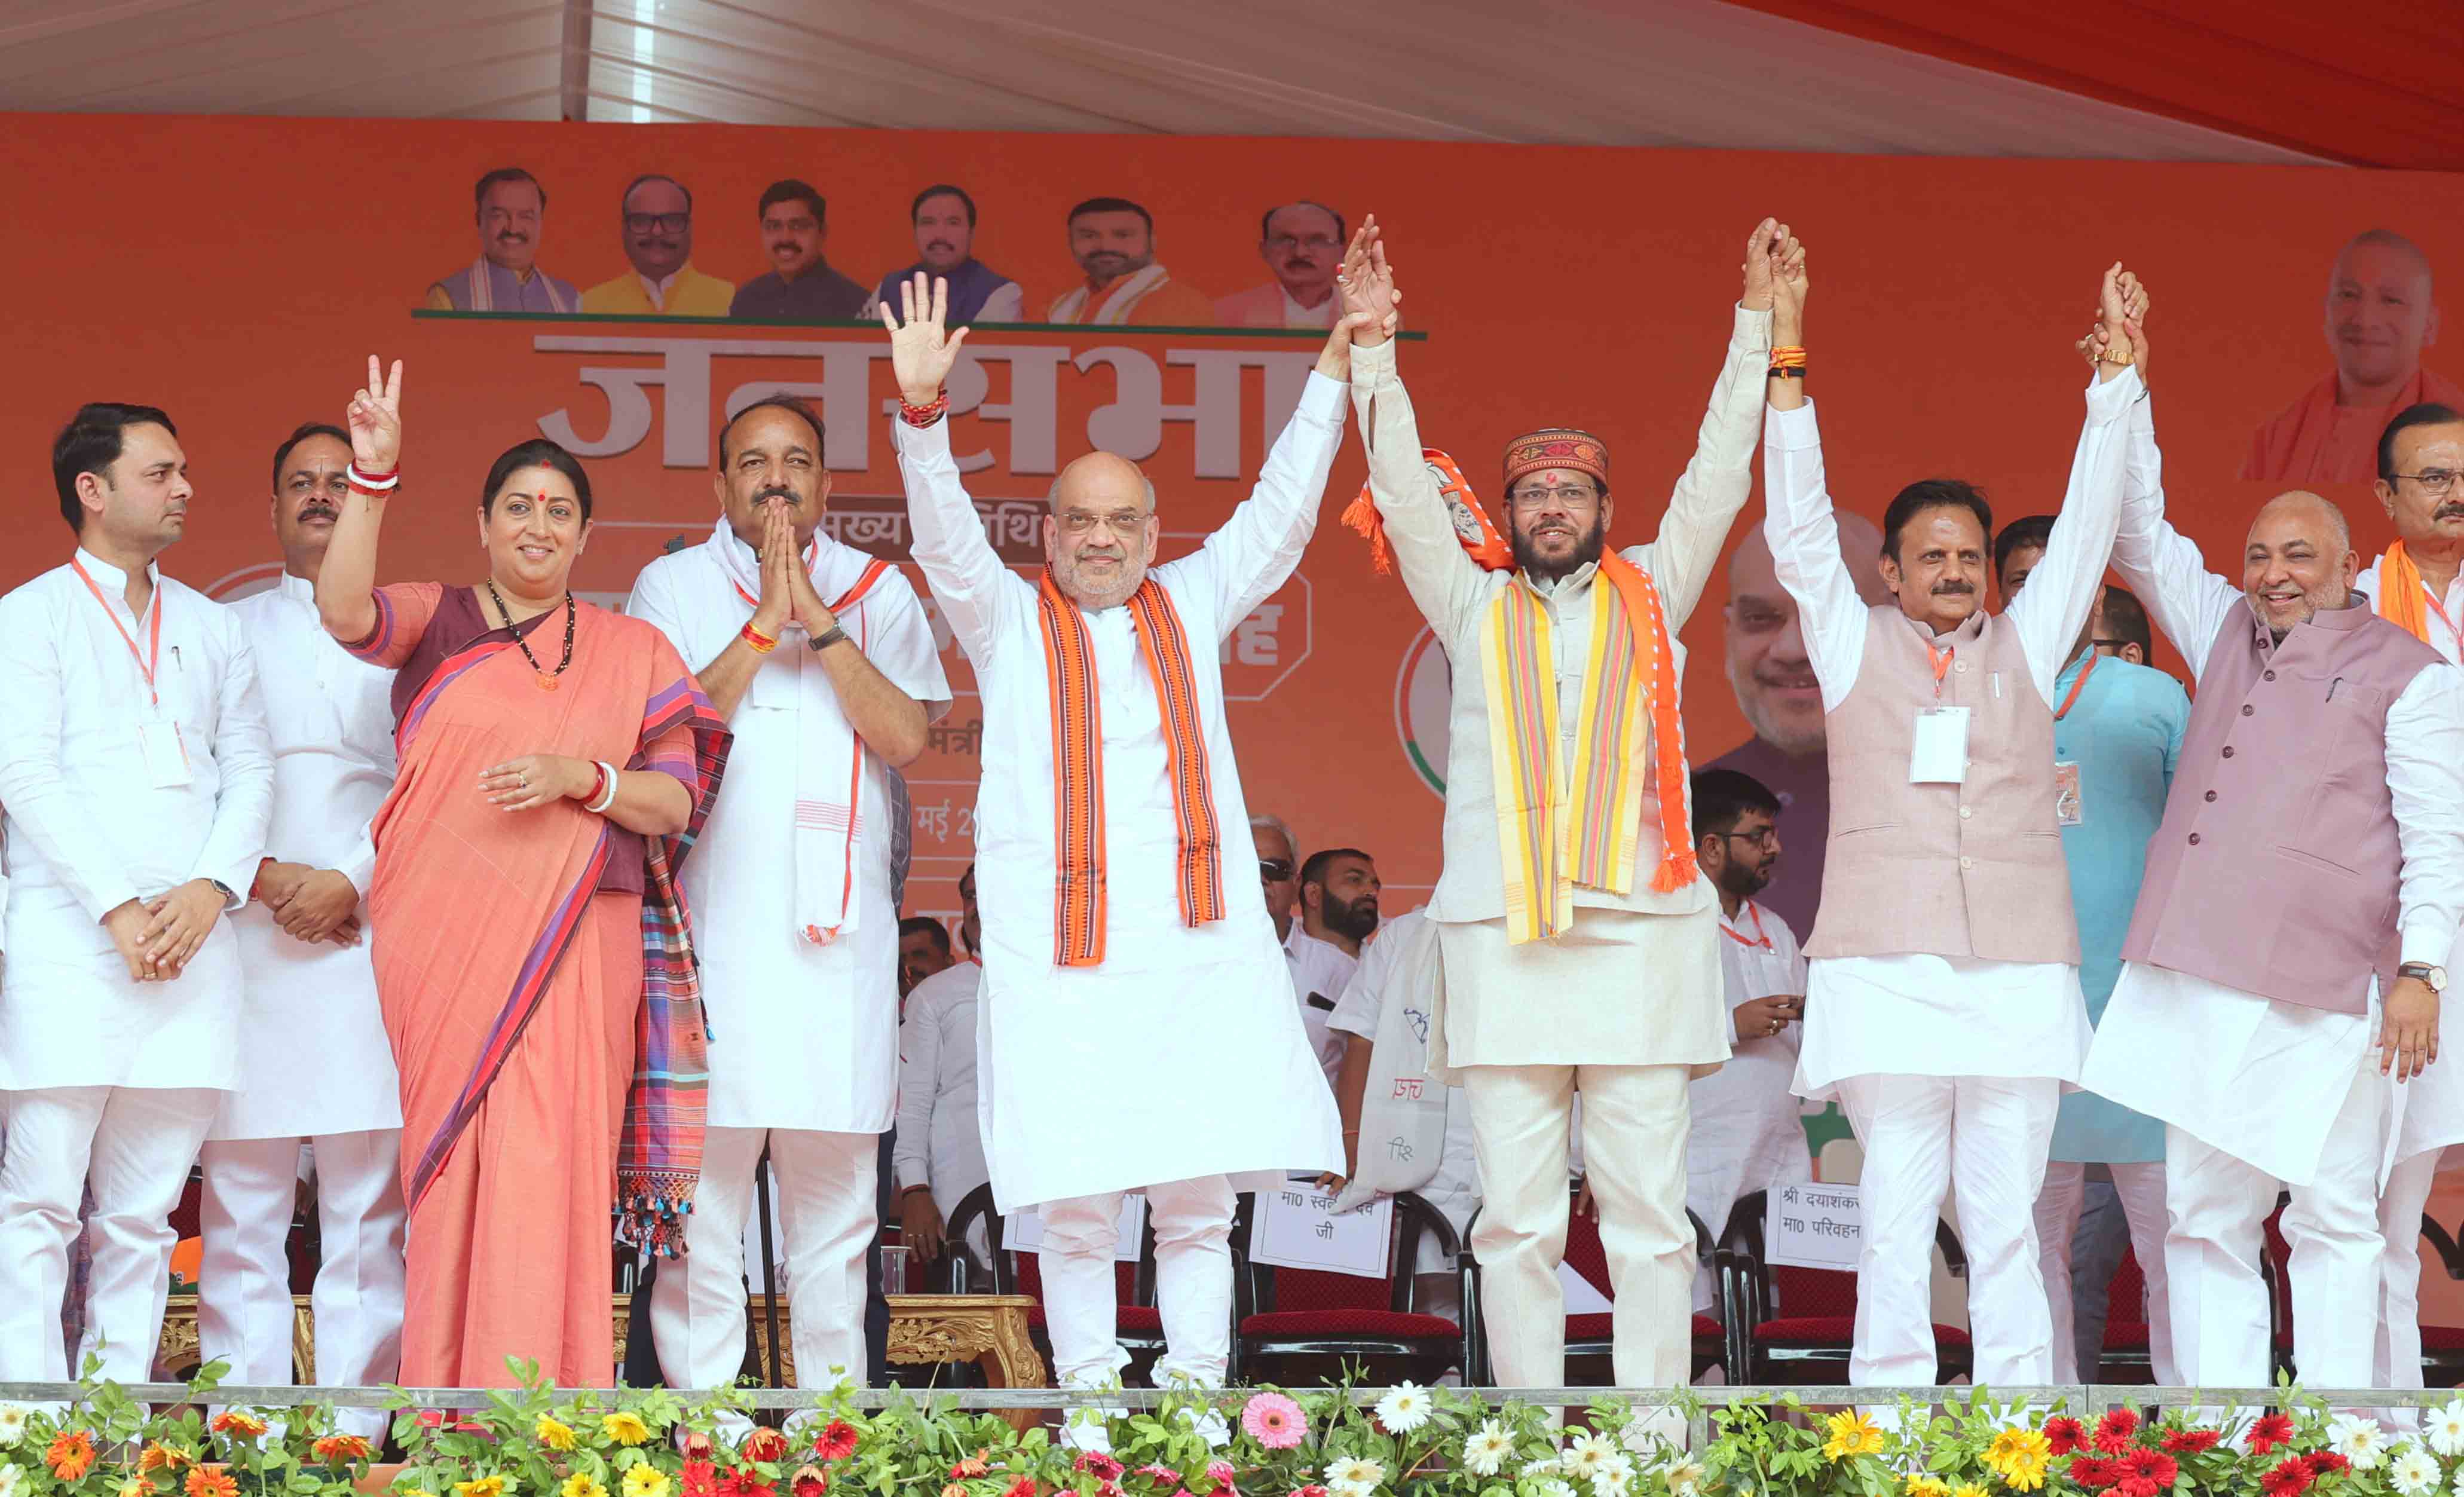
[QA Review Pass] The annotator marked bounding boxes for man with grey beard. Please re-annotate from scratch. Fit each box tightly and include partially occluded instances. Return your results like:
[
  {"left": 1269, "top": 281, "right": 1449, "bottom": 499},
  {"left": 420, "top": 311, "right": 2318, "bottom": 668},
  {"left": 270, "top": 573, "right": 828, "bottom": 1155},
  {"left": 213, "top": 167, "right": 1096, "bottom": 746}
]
[{"left": 1707, "top": 517, "right": 1888, "bottom": 935}]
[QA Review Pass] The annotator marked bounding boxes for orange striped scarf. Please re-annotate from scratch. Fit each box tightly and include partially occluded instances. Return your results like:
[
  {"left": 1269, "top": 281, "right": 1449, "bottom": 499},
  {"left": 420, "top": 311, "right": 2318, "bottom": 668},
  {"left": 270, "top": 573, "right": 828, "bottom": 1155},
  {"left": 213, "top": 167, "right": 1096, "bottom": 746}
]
[
  {"left": 2379, "top": 540, "right": 2441, "bottom": 644},
  {"left": 1485, "top": 550, "right": 1696, "bottom": 944},
  {"left": 1039, "top": 570, "right": 1225, "bottom": 966}
]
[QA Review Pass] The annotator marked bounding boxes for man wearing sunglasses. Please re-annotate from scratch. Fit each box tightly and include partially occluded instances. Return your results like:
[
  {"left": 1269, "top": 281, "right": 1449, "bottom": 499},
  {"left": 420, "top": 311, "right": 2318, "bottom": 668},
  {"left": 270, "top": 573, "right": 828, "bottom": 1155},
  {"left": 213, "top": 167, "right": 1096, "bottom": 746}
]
[
  {"left": 2361, "top": 400, "right": 2464, "bottom": 1399},
  {"left": 580, "top": 173, "right": 736, "bottom": 317}
]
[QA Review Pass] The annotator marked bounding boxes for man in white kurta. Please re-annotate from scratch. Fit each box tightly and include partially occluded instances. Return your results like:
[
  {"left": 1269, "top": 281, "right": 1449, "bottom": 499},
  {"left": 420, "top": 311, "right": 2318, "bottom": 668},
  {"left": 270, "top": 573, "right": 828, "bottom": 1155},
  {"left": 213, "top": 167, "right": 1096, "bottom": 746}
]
[
  {"left": 0, "top": 402, "right": 273, "bottom": 1389},
  {"left": 1287, "top": 847, "right": 1378, "bottom": 1086},
  {"left": 1346, "top": 223, "right": 1781, "bottom": 1395},
  {"left": 1684, "top": 769, "right": 1812, "bottom": 1320},
  {"left": 629, "top": 394, "right": 950, "bottom": 1391},
  {"left": 895, "top": 863, "right": 990, "bottom": 1269},
  {"left": 1767, "top": 266, "right": 2139, "bottom": 1390},
  {"left": 2358, "top": 400, "right": 2464, "bottom": 1394},
  {"left": 200, "top": 423, "right": 405, "bottom": 1437},
  {"left": 882, "top": 273, "right": 1345, "bottom": 1392}
]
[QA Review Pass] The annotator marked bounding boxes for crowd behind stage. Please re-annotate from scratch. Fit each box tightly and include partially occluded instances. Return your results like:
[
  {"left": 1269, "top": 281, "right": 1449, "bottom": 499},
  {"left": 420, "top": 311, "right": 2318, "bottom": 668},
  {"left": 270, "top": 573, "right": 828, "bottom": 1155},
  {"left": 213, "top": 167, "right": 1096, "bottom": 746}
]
[{"left": 8, "top": 216, "right": 2464, "bottom": 1426}]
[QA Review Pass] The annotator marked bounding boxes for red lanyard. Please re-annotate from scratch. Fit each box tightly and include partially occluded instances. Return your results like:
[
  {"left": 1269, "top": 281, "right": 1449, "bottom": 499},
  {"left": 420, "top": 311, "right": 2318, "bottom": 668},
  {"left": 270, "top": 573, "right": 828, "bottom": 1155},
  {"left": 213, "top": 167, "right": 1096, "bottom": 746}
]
[
  {"left": 2053, "top": 650, "right": 2099, "bottom": 721},
  {"left": 1721, "top": 903, "right": 1773, "bottom": 950},
  {"left": 1924, "top": 638, "right": 1953, "bottom": 698},
  {"left": 70, "top": 555, "right": 161, "bottom": 708}
]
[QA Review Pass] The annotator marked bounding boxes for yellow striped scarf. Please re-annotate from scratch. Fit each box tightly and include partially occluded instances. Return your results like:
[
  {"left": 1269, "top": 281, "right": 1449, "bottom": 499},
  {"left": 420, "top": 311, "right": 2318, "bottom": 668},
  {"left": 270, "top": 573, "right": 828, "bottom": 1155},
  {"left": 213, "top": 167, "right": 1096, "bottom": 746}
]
[{"left": 1482, "top": 550, "right": 1695, "bottom": 944}]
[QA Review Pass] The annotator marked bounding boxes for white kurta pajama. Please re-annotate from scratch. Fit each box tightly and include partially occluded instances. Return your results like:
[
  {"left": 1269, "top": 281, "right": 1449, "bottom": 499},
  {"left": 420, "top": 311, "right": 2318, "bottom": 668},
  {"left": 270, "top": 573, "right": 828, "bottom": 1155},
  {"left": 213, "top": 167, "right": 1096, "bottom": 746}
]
[
  {"left": 0, "top": 550, "right": 273, "bottom": 1388},
  {"left": 1691, "top": 900, "right": 1813, "bottom": 1317},
  {"left": 1766, "top": 371, "right": 2135, "bottom": 1391},
  {"left": 2080, "top": 404, "right": 2464, "bottom": 1397},
  {"left": 2355, "top": 556, "right": 2464, "bottom": 1395},
  {"left": 892, "top": 375, "right": 1346, "bottom": 1388},
  {"left": 629, "top": 523, "right": 949, "bottom": 1390},
  {"left": 1349, "top": 316, "right": 1766, "bottom": 1397},
  {"left": 200, "top": 573, "right": 404, "bottom": 1437}
]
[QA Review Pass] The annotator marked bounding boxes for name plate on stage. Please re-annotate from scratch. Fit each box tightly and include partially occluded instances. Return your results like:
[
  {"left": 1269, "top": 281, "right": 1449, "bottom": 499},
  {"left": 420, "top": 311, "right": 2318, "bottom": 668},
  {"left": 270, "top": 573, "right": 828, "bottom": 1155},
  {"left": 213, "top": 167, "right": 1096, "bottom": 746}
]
[
  {"left": 1766, "top": 1181, "right": 1863, "bottom": 1271},
  {"left": 1250, "top": 1181, "right": 1394, "bottom": 1279},
  {"left": 1005, "top": 1195, "right": 1146, "bottom": 1263}
]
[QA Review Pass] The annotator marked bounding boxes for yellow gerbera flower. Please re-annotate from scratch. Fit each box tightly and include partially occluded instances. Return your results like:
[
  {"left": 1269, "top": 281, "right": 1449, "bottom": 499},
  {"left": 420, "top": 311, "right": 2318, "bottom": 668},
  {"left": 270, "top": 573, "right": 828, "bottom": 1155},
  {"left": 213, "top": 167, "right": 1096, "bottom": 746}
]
[
  {"left": 120, "top": 1478, "right": 151, "bottom": 1497},
  {"left": 623, "top": 1467, "right": 671, "bottom": 1497},
  {"left": 2001, "top": 1456, "right": 2048, "bottom": 1493},
  {"left": 601, "top": 1413, "right": 652, "bottom": 1448},
  {"left": 562, "top": 1476, "right": 608, "bottom": 1497},
  {"left": 1823, "top": 1411, "right": 1885, "bottom": 1461},
  {"left": 536, "top": 1418, "right": 578, "bottom": 1453},
  {"left": 1905, "top": 1476, "right": 1951, "bottom": 1497},
  {"left": 454, "top": 1477, "right": 509, "bottom": 1497},
  {"left": 1952, "top": 1486, "right": 1988, "bottom": 1497}
]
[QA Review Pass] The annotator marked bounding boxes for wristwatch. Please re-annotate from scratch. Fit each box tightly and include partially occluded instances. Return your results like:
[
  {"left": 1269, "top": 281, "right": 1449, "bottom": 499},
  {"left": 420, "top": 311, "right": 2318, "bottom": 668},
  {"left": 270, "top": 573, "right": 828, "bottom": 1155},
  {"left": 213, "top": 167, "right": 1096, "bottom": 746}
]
[
  {"left": 2401, "top": 962, "right": 2448, "bottom": 994},
  {"left": 809, "top": 625, "right": 850, "bottom": 653},
  {"left": 209, "top": 879, "right": 237, "bottom": 907}
]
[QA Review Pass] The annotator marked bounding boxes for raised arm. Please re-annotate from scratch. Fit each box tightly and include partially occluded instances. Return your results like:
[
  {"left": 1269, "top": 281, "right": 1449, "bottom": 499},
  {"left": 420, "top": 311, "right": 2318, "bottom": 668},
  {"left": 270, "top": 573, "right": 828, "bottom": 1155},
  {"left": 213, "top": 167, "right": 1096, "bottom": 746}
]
[
  {"left": 884, "top": 274, "right": 1024, "bottom": 663},
  {"left": 318, "top": 356, "right": 400, "bottom": 647},
  {"left": 1633, "top": 219, "right": 1786, "bottom": 628},
  {"left": 2004, "top": 265, "right": 2148, "bottom": 703},
  {"left": 2093, "top": 317, "right": 2239, "bottom": 675},
  {"left": 1187, "top": 314, "right": 1361, "bottom": 629},
  {"left": 1759, "top": 246, "right": 1869, "bottom": 707}
]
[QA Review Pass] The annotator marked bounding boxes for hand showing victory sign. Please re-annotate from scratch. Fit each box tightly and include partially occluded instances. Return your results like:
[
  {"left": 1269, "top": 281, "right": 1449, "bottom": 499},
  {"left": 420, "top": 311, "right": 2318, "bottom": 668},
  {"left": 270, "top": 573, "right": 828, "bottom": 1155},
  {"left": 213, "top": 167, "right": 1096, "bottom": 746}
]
[
  {"left": 879, "top": 273, "right": 971, "bottom": 408},
  {"left": 348, "top": 356, "right": 403, "bottom": 472}
]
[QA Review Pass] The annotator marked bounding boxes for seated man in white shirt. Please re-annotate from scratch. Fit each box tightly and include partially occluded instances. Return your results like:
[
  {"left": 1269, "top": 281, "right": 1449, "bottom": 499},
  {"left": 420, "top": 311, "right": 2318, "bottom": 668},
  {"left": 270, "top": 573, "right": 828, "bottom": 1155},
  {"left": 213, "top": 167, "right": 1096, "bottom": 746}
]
[
  {"left": 896, "top": 864, "right": 989, "bottom": 1272},
  {"left": 0, "top": 402, "right": 274, "bottom": 1394},
  {"left": 1254, "top": 813, "right": 1300, "bottom": 943},
  {"left": 1288, "top": 847, "right": 1380, "bottom": 1087}
]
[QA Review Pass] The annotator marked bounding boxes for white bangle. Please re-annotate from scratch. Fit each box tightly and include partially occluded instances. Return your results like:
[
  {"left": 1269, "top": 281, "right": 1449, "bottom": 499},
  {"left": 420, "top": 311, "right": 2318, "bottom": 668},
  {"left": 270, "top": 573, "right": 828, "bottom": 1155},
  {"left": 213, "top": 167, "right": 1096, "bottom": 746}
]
[{"left": 586, "top": 761, "right": 620, "bottom": 814}]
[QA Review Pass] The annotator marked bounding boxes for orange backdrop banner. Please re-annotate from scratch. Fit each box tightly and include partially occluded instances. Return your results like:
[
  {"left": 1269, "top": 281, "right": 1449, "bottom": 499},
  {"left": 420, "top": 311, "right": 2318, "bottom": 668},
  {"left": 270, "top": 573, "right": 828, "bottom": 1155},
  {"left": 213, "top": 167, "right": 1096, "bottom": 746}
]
[{"left": 5, "top": 114, "right": 2461, "bottom": 920}]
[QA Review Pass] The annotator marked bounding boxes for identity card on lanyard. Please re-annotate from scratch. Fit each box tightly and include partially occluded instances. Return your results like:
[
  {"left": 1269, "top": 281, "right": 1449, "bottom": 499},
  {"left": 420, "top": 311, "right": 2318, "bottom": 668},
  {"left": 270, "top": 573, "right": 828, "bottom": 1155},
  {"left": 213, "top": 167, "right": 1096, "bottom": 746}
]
[
  {"left": 2050, "top": 651, "right": 2097, "bottom": 826},
  {"left": 71, "top": 557, "right": 190, "bottom": 788},
  {"left": 1909, "top": 637, "right": 1968, "bottom": 785}
]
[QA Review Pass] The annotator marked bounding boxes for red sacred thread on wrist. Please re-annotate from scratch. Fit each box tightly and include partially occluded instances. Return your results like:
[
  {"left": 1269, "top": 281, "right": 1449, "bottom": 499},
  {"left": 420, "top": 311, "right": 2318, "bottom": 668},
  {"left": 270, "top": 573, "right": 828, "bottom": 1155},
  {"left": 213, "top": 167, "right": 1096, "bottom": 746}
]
[
  {"left": 740, "top": 622, "right": 779, "bottom": 654},
  {"left": 899, "top": 390, "right": 950, "bottom": 428}
]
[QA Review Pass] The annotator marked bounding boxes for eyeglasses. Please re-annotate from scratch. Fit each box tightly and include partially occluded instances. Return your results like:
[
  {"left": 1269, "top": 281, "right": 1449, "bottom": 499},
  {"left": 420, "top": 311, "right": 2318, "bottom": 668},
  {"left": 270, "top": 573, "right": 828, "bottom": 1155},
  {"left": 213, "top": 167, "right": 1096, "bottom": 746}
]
[
  {"left": 2392, "top": 469, "right": 2463, "bottom": 498},
  {"left": 1058, "top": 509, "right": 1151, "bottom": 537},
  {"left": 1265, "top": 234, "right": 1341, "bottom": 252},
  {"left": 624, "top": 212, "right": 691, "bottom": 234},
  {"left": 1508, "top": 483, "right": 1600, "bottom": 512},
  {"left": 1259, "top": 859, "right": 1296, "bottom": 882},
  {"left": 1724, "top": 828, "right": 1779, "bottom": 850}
]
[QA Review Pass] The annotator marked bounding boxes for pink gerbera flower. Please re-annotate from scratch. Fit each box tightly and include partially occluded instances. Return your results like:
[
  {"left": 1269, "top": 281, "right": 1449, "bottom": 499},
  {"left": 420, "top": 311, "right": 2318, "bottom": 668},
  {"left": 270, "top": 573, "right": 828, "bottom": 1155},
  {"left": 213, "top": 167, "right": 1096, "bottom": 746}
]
[{"left": 1241, "top": 1394, "right": 1305, "bottom": 1451}]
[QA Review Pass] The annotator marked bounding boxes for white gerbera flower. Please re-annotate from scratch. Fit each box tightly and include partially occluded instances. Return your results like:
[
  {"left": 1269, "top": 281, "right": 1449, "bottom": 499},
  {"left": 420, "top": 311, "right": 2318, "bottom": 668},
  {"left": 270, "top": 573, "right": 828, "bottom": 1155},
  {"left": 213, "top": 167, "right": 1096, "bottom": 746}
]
[
  {"left": 1375, "top": 1382, "right": 1433, "bottom": 1434},
  {"left": 1522, "top": 1455, "right": 1565, "bottom": 1480},
  {"left": 0, "top": 1463, "right": 23, "bottom": 1497},
  {"left": 1566, "top": 1433, "right": 1616, "bottom": 1478},
  {"left": 1591, "top": 1453, "right": 1634, "bottom": 1497},
  {"left": 2431, "top": 1400, "right": 2464, "bottom": 1459},
  {"left": 1664, "top": 1464, "right": 1703, "bottom": 1497},
  {"left": 1324, "top": 1456, "right": 1386, "bottom": 1495},
  {"left": 2332, "top": 1414, "right": 2390, "bottom": 1471},
  {"left": 0, "top": 1409, "right": 23, "bottom": 1450},
  {"left": 1533, "top": 1480, "right": 1577, "bottom": 1497},
  {"left": 1464, "top": 1421, "right": 1516, "bottom": 1478},
  {"left": 2392, "top": 1446, "right": 2441, "bottom": 1497}
]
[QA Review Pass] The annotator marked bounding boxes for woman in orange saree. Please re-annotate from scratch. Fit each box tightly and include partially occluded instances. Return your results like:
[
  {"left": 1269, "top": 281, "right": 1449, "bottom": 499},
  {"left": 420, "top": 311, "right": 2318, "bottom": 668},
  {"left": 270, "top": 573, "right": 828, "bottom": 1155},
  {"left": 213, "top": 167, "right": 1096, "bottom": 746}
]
[{"left": 316, "top": 359, "right": 730, "bottom": 1386}]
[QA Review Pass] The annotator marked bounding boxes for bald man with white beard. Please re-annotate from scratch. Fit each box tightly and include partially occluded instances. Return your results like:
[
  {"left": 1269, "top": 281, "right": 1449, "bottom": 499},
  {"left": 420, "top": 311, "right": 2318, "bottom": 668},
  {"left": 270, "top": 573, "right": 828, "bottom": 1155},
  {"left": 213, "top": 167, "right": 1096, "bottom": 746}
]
[
  {"left": 2246, "top": 229, "right": 2460, "bottom": 486},
  {"left": 883, "top": 271, "right": 1369, "bottom": 1418},
  {"left": 1705, "top": 515, "right": 1889, "bottom": 936}
]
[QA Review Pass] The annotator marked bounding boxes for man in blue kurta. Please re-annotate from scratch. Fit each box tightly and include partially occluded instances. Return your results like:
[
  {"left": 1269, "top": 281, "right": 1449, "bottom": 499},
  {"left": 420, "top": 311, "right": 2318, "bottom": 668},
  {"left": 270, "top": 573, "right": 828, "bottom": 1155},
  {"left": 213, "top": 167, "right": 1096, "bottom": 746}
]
[{"left": 2019, "top": 571, "right": 2190, "bottom": 1383}]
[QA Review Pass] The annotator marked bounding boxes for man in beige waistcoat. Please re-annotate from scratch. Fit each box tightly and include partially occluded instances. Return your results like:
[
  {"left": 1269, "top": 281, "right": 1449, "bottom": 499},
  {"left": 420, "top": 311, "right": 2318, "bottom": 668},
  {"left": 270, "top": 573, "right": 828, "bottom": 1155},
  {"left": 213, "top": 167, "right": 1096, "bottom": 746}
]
[
  {"left": 1344, "top": 216, "right": 1789, "bottom": 1401},
  {"left": 1762, "top": 259, "right": 2146, "bottom": 1394}
]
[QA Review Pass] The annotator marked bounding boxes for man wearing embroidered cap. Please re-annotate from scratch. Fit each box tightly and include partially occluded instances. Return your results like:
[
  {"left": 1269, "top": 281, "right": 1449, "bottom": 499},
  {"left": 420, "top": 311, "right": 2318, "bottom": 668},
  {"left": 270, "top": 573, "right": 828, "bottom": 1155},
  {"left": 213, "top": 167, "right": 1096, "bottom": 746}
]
[
  {"left": 1341, "top": 216, "right": 1787, "bottom": 1399},
  {"left": 879, "top": 268, "right": 1364, "bottom": 1412},
  {"left": 1763, "top": 261, "right": 2144, "bottom": 1396}
]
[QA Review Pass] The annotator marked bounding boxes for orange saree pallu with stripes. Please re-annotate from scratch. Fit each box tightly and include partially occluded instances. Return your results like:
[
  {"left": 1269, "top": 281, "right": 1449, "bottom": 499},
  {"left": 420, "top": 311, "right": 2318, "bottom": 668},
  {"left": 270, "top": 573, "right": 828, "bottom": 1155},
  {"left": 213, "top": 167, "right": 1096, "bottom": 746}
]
[
  {"left": 1037, "top": 570, "right": 1225, "bottom": 966},
  {"left": 348, "top": 582, "right": 729, "bottom": 1386}
]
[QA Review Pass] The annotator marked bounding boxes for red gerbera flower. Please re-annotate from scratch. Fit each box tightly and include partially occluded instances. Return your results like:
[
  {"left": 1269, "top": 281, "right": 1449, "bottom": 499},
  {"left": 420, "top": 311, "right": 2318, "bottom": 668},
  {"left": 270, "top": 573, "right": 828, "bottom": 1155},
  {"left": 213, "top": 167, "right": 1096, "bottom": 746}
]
[
  {"left": 1002, "top": 1480, "right": 1037, "bottom": 1497},
  {"left": 2093, "top": 1407, "right": 2141, "bottom": 1455},
  {"left": 2160, "top": 1429, "right": 2222, "bottom": 1456},
  {"left": 1073, "top": 1454, "right": 1124, "bottom": 1482},
  {"left": 311, "top": 1435, "right": 373, "bottom": 1465},
  {"left": 2249, "top": 1413, "right": 2297, "bottom": 1455},
  {"left": 2066, "top": 1457, "right": 2117, "bottom": 1489},
  {"left": 813, "top": 1422, "right": 861, "bottom": 1464},
  {"left": 2114, "top": 1479, "right": 2159, "bottom": 1497},
  {"left": 742, "top": 1429, "right": 790, "bottom": 1465},
  {"left": 684, "top": 1460, "right": 721, "bottom": 1497},
  {"left": 2123, "top": 1449, "right": 2180, "bottom": 1489},
  {"left": 682, "top": 1432, "right": 718, "bottom": 1460},
  {"left": 2044, "top": 1418, "right": 2086, "bottom": 1457},
  {"left": 718, "top": 1472, "right": 777, "bottom": 1497},
  {"left": 2262, "top": 1456, "right": 2315, "bottom": 1497},
  {"left": 2306, "top": 1452, "right": 2350, "bottom": 1478},
  {"left": 790, "top": 1465, "right": 830, "bottom": 1497}
]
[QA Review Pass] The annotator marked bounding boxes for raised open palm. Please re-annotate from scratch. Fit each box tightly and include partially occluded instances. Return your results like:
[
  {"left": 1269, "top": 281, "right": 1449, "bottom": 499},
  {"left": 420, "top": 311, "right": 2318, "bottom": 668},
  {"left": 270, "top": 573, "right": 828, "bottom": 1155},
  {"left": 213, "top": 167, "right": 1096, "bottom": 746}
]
[
  {"left": 348, "top": 356, "right": 403, "bottom": 472},
  {"left": 879, "top": 272, "right": 971, "bottom": 404}
]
